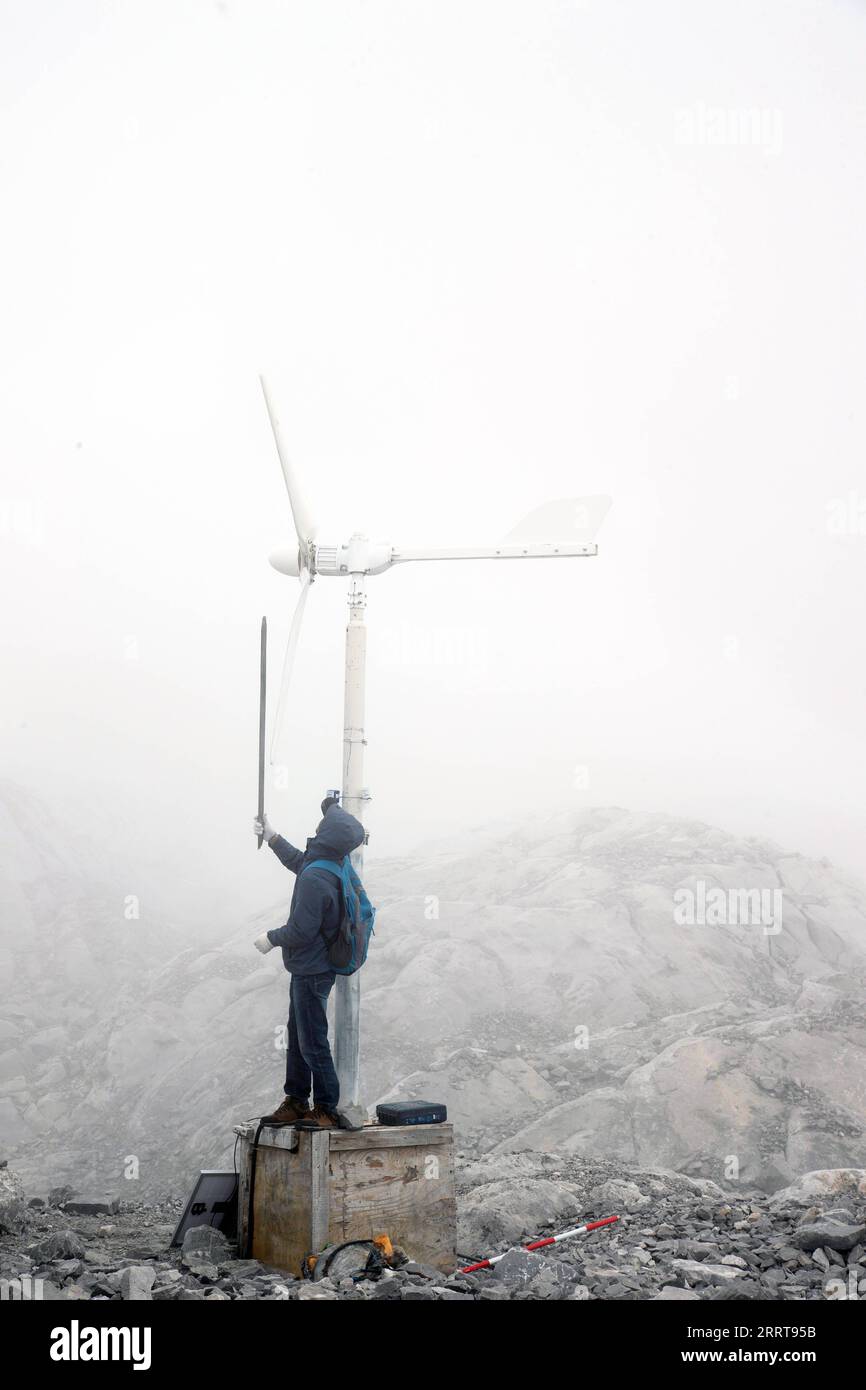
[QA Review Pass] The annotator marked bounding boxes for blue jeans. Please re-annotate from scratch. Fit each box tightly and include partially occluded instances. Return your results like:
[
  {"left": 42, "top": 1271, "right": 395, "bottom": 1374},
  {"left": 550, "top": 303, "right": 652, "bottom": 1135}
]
[{"left": 284, "top": 971, "right": 339, "bottom": 1110}]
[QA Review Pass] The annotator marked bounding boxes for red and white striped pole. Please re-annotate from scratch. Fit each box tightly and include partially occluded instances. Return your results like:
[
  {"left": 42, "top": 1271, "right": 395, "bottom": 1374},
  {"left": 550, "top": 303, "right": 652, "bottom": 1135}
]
[{"left": 460, "top": 1214, "right": 619, "bottom": 1274}]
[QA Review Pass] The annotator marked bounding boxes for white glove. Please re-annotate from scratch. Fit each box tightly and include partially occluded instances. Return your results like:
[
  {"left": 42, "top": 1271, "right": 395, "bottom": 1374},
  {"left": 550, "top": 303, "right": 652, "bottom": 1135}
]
[
  {"left": 254, "top": 933, "right": 275, "bottom": 954},
  {"left": 253, "top": 814, "right": 277, "bottom": 843}
]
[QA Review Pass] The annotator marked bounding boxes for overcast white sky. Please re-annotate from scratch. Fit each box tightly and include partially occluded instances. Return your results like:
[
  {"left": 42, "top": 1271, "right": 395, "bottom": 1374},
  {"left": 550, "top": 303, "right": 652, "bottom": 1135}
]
[{"left": 1, "top": 0, "right": 865, "bottom": 923}]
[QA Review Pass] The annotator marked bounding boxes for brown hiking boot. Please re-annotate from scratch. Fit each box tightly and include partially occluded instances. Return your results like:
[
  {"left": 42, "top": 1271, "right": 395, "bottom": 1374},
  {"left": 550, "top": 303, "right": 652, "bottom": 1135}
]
[
  {"left": 260, "top": 1095, "right": 310, "bottom": 1126},
  {"left": 295, "top": 1104, "right": 340, "bottom": 1130}
]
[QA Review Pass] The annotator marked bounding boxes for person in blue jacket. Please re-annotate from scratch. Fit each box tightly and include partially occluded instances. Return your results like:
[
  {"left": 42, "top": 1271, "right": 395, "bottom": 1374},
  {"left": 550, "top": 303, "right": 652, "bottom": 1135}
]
[{"left": 252, "top": 797, "right": 365, "bottom": 1130}]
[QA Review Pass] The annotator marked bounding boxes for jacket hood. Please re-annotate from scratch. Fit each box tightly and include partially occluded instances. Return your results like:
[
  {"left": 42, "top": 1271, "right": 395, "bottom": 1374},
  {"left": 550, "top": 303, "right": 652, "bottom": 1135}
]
[{"left": 304, "top": 805, "right": 365, "bottom": 862}]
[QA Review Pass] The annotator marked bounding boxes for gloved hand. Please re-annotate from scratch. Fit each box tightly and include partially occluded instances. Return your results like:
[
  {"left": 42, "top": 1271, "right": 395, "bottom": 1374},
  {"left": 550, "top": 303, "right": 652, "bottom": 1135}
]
[
  {"left": 253, "top": 814, "right": 277, "bottom": 843},
  {"left": 254, "top": 933, "right": 275, "bottom": 954},
  {"left": 320, "top": 796, "right": 340, "bottom": 816}
]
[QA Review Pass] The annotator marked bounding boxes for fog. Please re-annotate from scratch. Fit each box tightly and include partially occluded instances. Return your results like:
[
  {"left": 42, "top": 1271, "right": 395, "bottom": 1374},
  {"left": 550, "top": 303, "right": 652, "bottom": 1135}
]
[{"left": 2, "top": 0, "right": 865, "bottom": 931}]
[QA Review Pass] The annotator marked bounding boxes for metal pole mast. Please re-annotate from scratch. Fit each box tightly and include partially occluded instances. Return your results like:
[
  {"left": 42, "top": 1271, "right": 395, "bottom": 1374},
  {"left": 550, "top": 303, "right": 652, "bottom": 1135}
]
[{"left": 334, "top": 571, "right": 367, "bottom": 1121}]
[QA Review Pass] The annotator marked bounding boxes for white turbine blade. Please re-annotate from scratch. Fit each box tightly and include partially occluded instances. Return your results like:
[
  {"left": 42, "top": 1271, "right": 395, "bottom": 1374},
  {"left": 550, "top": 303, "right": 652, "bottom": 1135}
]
[
  {"left": 269, "top": 569, "right": 312, "bottom": 763},
  {"left": 504, "top": 495, "right": 611, "bottom": 545},
  {"left": 259, "top": 375, "right": 318, "bottom": 545}
]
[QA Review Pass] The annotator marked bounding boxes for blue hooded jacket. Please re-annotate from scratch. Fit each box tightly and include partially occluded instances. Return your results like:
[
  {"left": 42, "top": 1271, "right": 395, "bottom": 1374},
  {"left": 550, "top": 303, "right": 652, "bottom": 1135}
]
[{"left": 265, "top": 805, "right": 366, "bottom": 976}]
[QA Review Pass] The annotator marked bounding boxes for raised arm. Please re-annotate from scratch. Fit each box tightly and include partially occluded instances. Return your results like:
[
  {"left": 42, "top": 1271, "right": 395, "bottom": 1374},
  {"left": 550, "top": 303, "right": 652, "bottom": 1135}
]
[
  {"left": 253, "top": 815, "right": 305, "bottom": 874},
  {"left": 268, "top": 833, "right": 304, "bottom": 875}
]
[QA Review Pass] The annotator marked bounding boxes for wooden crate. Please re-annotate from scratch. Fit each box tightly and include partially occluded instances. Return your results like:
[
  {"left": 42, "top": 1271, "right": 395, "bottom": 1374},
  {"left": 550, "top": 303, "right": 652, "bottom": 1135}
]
[{"left": 235, "top": 1121, "right": 456, "bottom": 1275}]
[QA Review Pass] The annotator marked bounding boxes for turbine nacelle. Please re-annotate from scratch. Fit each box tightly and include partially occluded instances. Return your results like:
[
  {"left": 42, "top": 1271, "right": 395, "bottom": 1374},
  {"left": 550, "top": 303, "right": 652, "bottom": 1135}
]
[{"left": 269, "top": 535, "right": 394, "bottom": 579}]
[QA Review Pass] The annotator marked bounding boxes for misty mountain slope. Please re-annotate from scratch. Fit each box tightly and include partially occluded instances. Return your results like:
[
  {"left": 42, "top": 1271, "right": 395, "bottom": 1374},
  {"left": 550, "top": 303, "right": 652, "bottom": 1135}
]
[
  {"left": 363, "top": 809, "right": 866, "bottom": 1187},
  {"left": 2, "top": 803, "right": 865, "bottom": 1195},
  {"left": 363, "top": 808, "right": 863, "bottom": 1045},
  {"left": 491, "top": 1000, "right": 866, "bottom": 1186},
  {"left": 0, "top": 783, "right": 218, "bottom": 1169}
]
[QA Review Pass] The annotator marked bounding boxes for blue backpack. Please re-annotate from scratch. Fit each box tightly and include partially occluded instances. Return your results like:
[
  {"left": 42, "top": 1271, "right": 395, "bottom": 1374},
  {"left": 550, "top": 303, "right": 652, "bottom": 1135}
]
[{"left": 303, "top": 856, "right": 376, "bottom": 975}]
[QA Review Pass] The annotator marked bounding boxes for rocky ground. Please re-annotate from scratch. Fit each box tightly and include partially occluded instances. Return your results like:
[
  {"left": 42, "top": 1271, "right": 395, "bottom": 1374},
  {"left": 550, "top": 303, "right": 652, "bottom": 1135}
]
[{"left": 3, "top": 1156, "right": 864, "bottom": 1302}]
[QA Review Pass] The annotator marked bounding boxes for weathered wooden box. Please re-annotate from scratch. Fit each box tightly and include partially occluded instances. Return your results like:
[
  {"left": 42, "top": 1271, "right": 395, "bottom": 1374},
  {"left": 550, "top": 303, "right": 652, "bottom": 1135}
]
[{"left": 235, "top": 1121, "right": 456, "bottom": 1275}]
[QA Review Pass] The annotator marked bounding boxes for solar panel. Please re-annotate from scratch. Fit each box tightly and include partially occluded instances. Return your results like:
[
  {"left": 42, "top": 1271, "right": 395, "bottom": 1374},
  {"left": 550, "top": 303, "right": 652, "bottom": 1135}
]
[{"left": 170, "top": 1171, "right": 238, "bottom": 1247}]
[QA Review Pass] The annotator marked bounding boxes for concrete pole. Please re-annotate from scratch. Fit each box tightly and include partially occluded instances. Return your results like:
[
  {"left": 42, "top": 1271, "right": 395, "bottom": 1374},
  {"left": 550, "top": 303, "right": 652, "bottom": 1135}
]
[{"left": 334, "top": 571, "right": 367, "bottom": 1121}]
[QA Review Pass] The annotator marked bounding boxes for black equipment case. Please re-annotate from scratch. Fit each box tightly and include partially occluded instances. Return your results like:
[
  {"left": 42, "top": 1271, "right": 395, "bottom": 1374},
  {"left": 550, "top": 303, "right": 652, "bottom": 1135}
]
[{"left": 375, "top": 1101, "right": 447, "bottom": 1126}]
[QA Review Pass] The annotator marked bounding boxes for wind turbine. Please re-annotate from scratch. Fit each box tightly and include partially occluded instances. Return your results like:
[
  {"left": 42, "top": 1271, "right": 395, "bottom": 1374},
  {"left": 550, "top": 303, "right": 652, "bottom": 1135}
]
[{"left": 259, "top": 374, "right": 610, "bottom": 1121}]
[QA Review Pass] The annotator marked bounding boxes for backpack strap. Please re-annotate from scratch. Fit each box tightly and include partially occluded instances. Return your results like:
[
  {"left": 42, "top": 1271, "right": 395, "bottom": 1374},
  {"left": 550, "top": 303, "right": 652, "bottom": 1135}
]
[
  {"left": 301, "top": 858, "right": 347, "bottom": 950},
  {"left": 302, "top": 857, "right": 344, "bottom": 879}
]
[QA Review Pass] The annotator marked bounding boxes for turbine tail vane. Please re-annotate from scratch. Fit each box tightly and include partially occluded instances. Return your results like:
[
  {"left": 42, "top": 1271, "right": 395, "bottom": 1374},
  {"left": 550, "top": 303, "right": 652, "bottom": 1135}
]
[{"left": 504, "top": 494, "right": 612, "bottom": 546}]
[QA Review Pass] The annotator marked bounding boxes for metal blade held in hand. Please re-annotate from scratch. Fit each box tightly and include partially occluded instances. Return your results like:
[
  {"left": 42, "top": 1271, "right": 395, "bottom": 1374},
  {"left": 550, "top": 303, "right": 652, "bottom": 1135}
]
[{"left": 257, "top": 616, "right": 267, "bottom": 849}]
